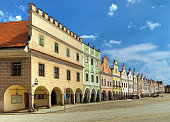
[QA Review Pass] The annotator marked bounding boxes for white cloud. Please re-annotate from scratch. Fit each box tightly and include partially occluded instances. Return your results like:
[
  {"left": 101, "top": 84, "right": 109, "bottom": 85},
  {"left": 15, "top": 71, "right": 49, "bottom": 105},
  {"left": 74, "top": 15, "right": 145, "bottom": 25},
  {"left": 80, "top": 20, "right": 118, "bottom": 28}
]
[
  {"left": 152, "top": 6, "right": 155, "bottom": 9},
  {"left": 168, "top": 44, "right": 170, "bottom": 47},
  {"left": 141, "top": 21, "right": 161, "bottom": 30},
  {"left": 109, "top": 40, "right": 122, "bottom": 45},
  {"left": 108, "top": 3, "right": 118, "bottom": 16},
  {"left": 127, "top": 0, "right": 141, "bottom": 4},
  {"left": 128, "top": 22, "right": 136, "bottom": 29},
  {"left": 0, "top": 10, "right": 22, "bottom": 22},
  {"left": 103, "top": 40, "right": 122, "bottom": 47},
  {"left": 9, "top": 15, "right": 22, "bottom": 21},
  {"left": 103, "top": 40, "right": 112, "bottom": 47},
  {"left": 160, "top": 5, "right": 165, "bottom": 8},
  {"left": 80, "top": 33, "right": 98, "bottom": 39},
  {"left": 0, "top": 10, "right": 4, "bottom": 17},
  {"left": 102, "top": 43, "right": 170, "bottom": 82},
  {"left": 19, "top": 5, "right": 26, "bottom": 12}
]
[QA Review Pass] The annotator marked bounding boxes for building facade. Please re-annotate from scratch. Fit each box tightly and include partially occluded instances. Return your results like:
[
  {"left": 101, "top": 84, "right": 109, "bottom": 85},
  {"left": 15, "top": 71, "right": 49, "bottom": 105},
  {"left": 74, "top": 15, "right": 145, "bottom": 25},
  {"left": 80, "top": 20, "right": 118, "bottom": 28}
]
[
  {"left": 100, "top": 57, "right": 113, "bottom": 101},
  {"left": 0, "top": 3, "right": 84, "bottom": 112},
  {"left": 83, "top": 43, "right": 101, "bottom": 103},
  {"left": 137, "top": 74, "right": 142, "bottom": 98},
  {"left": 141, "top": 74, "right": 144, "bottom": 97},
  {"left": 112, "top": 60, "right": 121, "bottom": 100},
  {"left": 143, "top": 77, "right": 147, "bottom": 96},
  {"left": 133, "top": 68, "right": 138, "bottom": 98},
  {"left": 120, "top": 64, "right": 128, "bottom": 99},
  {"left": 127, "top": 68, "right": 133, "bottom": 98}
]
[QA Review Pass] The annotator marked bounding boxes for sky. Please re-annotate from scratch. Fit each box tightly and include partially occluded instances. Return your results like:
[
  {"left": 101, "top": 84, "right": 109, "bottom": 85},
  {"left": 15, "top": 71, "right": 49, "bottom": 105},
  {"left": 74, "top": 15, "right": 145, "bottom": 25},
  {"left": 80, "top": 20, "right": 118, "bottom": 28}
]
[{"left": 0, "top": 0, "right": 170, "bottom": 85}]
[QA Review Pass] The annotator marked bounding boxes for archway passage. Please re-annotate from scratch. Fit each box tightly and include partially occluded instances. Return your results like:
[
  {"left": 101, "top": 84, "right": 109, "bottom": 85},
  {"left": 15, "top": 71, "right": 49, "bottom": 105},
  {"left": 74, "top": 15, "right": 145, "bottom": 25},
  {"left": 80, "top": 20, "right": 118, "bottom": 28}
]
[
  {"left": 90, "top": 89, "right": 96, "bottom": 102},
  {"left": 96, "top": 89, "right": 100, "bottom": 102},
  {"left": 113, "top": 91, "right": 115, "bottom": 100},
  {"left": 126, "top": 92, "right": 128, "bottom": 99},
  {"left": 4, "top": 85, "right": 28, "bottom": 112},
  {"left": 108, "top": 91, "right": 112, "bottom": 100},
  {"left": 34, "top": 86, "right": 49, "bottom": 108},
  {"left": 119, "top": 91, "right": 121, "bottom": 100},
  {"left": 102, "top": 90, "right": 107, "bottom": 101},
  {"left": 116, "top": 91, "right": 118, "bottom": 100},
  {"left": 75, "top": 88, "right": 82, "bottom": 103},
  {"left": 51, "top": 87, "right": 62, "bottom": 106},
  {"left": 66, "top": 88, "right": 74, "bottom": 104},
  {"left": 84, "top": 88, "right": 90, "bottom": 103}
]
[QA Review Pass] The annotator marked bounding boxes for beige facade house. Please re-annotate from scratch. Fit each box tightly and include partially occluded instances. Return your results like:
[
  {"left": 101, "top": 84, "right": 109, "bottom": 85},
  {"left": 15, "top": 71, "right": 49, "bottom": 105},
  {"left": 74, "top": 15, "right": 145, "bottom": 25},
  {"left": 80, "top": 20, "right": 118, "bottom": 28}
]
[{"left": 0, "top": 3, "right": 83, "bottom": 112}]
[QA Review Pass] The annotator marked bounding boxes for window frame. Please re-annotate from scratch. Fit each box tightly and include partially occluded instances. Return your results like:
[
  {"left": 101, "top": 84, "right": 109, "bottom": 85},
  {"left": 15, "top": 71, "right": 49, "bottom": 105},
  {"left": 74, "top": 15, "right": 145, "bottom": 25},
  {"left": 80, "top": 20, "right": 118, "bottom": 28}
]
[
  {"left": 54, "top": 42, "right": 59, "bottom": 53},
  {"left": 12, "top": 62, "right": 21, "bottom": 76},
  {"left": 39, "top": 63, "right": 45, "bottom": 76},
  {"left": 76, "top": 53, "right": 79, "bottom": 61},
  {"left": 77, "top": 72, "right": 80, "bottom": 82},
  {"left": 39, "top": 34, "right": 44, "bottom": 46},
  {"left": 66, "top": 48, "right": 70, "bottom": 57},
  {"left": 54, "top": 67, "right": 59, "bottom": 79},
  {"left": 67, "top": 70, "right": 71, "bottom": 80}
]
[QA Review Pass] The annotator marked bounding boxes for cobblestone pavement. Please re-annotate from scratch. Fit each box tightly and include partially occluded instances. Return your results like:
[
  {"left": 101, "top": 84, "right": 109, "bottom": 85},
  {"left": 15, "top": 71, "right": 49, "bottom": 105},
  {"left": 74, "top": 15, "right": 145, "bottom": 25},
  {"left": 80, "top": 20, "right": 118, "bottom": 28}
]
[{"left": 1, "top": 94, "right": 170, "bottom": 122}]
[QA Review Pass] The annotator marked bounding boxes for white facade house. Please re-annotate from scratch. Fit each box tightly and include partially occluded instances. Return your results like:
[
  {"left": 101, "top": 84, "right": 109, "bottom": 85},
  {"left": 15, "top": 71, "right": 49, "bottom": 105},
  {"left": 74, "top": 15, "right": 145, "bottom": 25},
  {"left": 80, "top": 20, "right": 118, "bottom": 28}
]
[
  {"left": 128, "top": 68, "right": 133, "bottom": 98},
  {"left": 120, "top": 63, "right": 128, "bottom": 99}
]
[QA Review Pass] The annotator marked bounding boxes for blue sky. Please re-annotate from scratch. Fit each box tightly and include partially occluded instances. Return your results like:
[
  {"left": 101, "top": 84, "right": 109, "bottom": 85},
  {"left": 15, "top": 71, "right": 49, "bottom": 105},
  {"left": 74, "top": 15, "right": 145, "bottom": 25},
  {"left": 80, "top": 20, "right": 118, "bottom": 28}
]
[{"left": 0, "top": 0, "right": 170, "bottom": 85}]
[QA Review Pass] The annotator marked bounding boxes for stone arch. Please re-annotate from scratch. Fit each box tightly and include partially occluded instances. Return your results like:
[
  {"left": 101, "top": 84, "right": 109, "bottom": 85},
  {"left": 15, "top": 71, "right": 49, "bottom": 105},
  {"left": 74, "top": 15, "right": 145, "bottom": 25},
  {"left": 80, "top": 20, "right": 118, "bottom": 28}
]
[
  {"left": 84, "top": 87, "right": 90, "bottom": 103},
  {"left": 34, "top": 86, "right": 49, "bottom": 108},
  {"left": 66, "top": 88, "right": 74, "bottom": 104},
  {"left": 4, "top": 85, "right": 28, "bottom": 112},
  {"left": 75, "top": 88, "right": 83, "bottom": 103},
  {"left": 108, "top": 90, "right": 112, "bottom": 100},
  {"left": 102, "top": 90, "right": 107, "bottom": 101},
  {"left": 96, "top": 89, "right": 101, "bottom": 102},
  {"left": 51, "top": 87, "right": 62, "bottom": 106},
  {"left": 91, "top": 88, "right": 96, "bottom": 102}
]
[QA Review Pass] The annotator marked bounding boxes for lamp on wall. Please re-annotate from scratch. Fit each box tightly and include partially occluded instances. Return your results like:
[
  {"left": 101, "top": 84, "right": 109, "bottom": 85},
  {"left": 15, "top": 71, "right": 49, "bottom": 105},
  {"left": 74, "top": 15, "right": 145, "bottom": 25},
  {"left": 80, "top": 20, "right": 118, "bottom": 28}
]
[{"left": 34, "top": 78, "right": 38, "bottom": 86}]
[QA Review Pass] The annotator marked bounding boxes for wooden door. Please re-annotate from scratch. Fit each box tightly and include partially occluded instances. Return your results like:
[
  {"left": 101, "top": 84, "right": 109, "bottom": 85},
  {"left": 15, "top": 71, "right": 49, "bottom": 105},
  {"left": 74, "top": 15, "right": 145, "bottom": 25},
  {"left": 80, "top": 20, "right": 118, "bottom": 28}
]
[{"left": 24, "top": 92, "right": 29, "bottom": 108}]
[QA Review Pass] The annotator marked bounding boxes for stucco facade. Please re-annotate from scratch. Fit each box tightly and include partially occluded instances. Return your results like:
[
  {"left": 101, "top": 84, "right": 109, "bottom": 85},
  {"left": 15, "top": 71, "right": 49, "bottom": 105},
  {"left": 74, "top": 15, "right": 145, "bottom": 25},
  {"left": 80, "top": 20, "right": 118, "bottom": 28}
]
[
  {"left": 0, "top": 3, "right": 84, "bottom": 112},
  {"left": 120, "top": 64, "right": 128, "bottom": 99},
  {"left": 112, "top": 60, "right": 121, "bottom": 100},
  {"left": 137, "top": 74, "right": 142, "bottom": 98},
  {"left": 82, "top": 43, "right": 101, "bottom": 103},
  {"left": 100, "top": 57, "right": 113, "bottom": 101},
  {"left": 127, "top": 68, "right": 133, "bottom": 98},
  {"left": 133, "top": 68, "right": 138, "bottom": 98}
]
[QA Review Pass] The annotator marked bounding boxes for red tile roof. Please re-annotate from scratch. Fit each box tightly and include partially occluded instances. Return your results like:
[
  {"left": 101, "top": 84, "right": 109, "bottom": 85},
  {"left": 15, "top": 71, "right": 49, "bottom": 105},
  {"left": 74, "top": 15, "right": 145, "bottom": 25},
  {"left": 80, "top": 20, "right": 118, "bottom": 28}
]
[{"left": 0, "top": 21, "right": 28, "bottom": 48}]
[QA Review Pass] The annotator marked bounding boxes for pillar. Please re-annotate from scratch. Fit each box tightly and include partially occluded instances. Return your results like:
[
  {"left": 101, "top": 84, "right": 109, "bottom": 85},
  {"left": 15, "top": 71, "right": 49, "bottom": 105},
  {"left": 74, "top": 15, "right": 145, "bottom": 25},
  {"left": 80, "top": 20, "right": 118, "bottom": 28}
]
[
  {"left": 28, "top": 94, "right": 33, "bottom": 112},
  {"left": 61, "top": 94, "right": 64, "bottom": 106},
  {"left": 72, "top": 94, "right": 75, "bottom": 104},
  {"left": 81, "top": 93, "right": 83, "bottom": 103},
  {"left": 47, "top": 94, "right": 51, "bottom": 108}
]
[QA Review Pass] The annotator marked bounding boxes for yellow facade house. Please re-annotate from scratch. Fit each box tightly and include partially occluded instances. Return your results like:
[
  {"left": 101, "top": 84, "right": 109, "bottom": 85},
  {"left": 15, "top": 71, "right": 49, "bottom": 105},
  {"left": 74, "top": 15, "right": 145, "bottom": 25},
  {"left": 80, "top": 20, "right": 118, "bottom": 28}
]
[
  {"left": 0, "top": 3, "right": 83, "bottom": 112},
  {"left": 111, "top": 60, "right": 121, "bottom": 100}
]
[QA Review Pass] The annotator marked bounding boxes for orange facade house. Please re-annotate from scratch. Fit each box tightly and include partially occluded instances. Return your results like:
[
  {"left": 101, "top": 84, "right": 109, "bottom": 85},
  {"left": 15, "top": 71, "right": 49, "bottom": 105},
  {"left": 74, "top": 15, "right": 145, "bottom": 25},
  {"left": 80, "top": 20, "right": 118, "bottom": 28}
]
[{"left": 100, "top": 57, "right": 113, "bottom": 101}]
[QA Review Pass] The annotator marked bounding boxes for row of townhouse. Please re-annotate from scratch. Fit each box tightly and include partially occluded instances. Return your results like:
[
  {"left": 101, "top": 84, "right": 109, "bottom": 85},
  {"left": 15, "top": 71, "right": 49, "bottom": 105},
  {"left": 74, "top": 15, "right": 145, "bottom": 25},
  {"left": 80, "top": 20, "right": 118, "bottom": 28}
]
[{"left": 0, "top": 3, "right": 164, "bottom": 112}]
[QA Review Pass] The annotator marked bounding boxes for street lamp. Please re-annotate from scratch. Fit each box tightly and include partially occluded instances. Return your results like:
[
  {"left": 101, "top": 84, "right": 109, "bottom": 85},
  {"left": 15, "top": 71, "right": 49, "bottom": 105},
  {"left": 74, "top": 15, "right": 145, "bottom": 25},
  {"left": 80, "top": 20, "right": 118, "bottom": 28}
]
[{"left": 34, "top": 78, "right": 38, "bottom": 86}]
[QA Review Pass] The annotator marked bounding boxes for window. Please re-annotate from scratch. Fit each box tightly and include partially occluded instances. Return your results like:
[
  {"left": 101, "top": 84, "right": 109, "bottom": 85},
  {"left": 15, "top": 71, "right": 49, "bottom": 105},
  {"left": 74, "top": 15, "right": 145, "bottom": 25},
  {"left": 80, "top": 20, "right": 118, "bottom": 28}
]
[
  {"left": 85, "top": 56, "right": 88, "bottom": 63},
  {"left": 126, "top": 83, "right": 127, "bottom": 88},
  {"left": 67, "top": 70, "right": 71, "bottom": 80},
  {"left": 91, "top": 59, "right": 93, "bottom": 65},
  {"left": 39, "top": 34, "right": 44, "bottom": 46},
  {"left": 66, "top": 48, "right": 70, "bottom": 57},
  {"left": 86, "top": 73, "right": 88, "bottom": 81},
  {"left": 96, "top": 76, "right": 98, "bottom": 83},
  {"left": 11, "top": 95, "right": 22, "bottom": 104},
  {"left": 110, "top": 81, "right": 112, "bottom": 87},
  {"left": 122, "top": 83, "right": 123, "bottom": 88},
  {"left": 76, "top": 53, "right": 79, "bottom": 61},
  {"left": 107, "top": 81, "right": 109, "bottom": 87},
  {"left": 55, "top": 42, "right": 59, "bottom": 53},
  {"left": 12, "top": 63, "right": 21, "bottom": 76},
  {"left": 102, "top": 79, "right": 103, "bottom": 85},
  {"left": 113, "top": 80, "right": 115, "bottom": 86},
  {"left": 39, "top": 64, "right": 45, "bottom": 76},
  {"left": 104, "top": 79, "right": 106, "bottom": 86},
  {"left": 115, "top": 69, "right": 117, "bottom": 74},
  {"left": 124, "top": 83, "right": 125, "bottom": 88},
  {"left": 116, "top": 81, "right": 118, "bottom": 86},
  {"left": 91, "top": 75, "right": 94, "bottom": 82},
  {"left": 54, "top": 67, "right": 59, "bottom": 78},
  {"left": 77, "top": 72, "right": 80, "bottom": 82}
]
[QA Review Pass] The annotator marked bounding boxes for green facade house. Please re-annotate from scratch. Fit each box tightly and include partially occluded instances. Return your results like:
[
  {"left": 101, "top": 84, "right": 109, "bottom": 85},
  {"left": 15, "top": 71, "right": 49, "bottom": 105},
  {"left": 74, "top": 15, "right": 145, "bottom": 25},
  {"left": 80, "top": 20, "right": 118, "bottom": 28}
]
[{"left": 83, "top": 43, "right": 101, "bottom": 103}]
